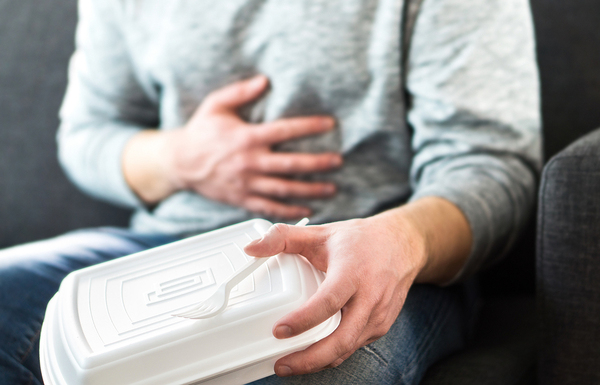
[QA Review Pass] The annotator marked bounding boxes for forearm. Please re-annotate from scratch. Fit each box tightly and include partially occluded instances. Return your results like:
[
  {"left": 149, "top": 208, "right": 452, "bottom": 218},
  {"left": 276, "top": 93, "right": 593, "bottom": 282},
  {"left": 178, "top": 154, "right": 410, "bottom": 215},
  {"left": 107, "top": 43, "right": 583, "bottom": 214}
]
[{"left": 374, "top": 196, "right": 472, "bottom": 285}]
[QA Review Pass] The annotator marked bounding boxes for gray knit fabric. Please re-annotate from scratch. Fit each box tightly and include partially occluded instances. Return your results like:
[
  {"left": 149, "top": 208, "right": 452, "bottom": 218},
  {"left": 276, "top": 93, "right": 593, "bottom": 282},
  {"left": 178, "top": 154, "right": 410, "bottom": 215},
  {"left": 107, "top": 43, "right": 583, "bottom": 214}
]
[{"left": 57, "top": 0, "right": 541, "bottom": 282}]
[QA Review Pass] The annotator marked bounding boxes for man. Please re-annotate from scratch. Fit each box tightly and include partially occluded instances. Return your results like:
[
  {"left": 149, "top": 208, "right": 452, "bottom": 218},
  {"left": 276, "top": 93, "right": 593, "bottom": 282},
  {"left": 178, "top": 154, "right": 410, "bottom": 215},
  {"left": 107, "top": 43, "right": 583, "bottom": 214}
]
[{"left": 0, "top": 0, "right": 541, "bottom": 384}]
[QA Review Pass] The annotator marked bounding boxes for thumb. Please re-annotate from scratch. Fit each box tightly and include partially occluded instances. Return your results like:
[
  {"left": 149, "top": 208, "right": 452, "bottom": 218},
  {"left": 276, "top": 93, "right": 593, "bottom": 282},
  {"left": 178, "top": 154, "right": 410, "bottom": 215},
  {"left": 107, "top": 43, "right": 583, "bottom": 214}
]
[{"left": 202, "top": 75, "right": 269, "bottom": 112}]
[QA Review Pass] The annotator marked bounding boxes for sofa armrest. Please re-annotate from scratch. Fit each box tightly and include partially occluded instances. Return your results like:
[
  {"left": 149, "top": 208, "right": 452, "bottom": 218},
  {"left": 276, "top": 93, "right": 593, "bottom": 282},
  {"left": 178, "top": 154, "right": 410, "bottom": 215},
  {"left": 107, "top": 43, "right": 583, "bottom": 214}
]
[{"left": 537, "top": 127, "right": 600, "bottom": 384}]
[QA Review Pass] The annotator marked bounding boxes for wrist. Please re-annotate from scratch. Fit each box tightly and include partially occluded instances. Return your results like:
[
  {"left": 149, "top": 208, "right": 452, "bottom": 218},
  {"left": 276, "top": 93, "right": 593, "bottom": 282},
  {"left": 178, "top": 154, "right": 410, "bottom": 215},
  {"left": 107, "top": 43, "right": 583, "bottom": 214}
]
[
  {"left": 161, "top": 129, "right": 189, "bottom": 191},
  {"left": 368, "top": 208, "right": 430, "bottom": 282},
  {"left": 123, "top": 130, "right": 182, "bottom": 204},
  {"left": 371, "top": 197, "right": 472, "bottom": 285}
]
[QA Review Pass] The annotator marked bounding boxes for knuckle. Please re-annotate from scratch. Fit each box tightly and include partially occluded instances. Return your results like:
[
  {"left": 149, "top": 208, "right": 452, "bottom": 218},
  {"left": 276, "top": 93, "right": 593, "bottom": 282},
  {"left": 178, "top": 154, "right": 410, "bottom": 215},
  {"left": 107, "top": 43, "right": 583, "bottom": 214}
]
[
  {"left": 282, "top": 157, "right": 298, "bottom": 171},
  {"left": 297, "top": 360, "right": 320, "bottom": 374},
  {"left": 321, "top": 292, "right": 343, "bottom": 315},
  {"left": 230, "top": 157, "right": 250, "bottom": 176},
  {"left": 316, "top": 159, "right": 329, "bottom": 170},
  {"left": 241, "top": 196, "right": 258, "bottom": 211},
  {"left": 274, "top": 124, "right": 293, "bottom": 139},
  {"left": 203, "top": 89, "right": 230, "bottom": 110},
  {"left": 256, "top": 202, "right": 279, "bottom": 218},
  {"left": 368, "top": 312, "right": 392, "bottom": 340},
  {"left": 232, "top": 85, "right": 251, "bottom": 101},
  {"left": 252, "top": 154, "right": 268, "bottom": 171},
  {"left": 331, "top": 358, "right": 345, "bottom": 368},
  {"left": 370, "top": 312, "right": 388, "bottom": 329},
  {"left": 335, "top": 334, "right": 357, "bottom": 358},
  {"left": 272, "top": 183, "right": 290, "bottom": 198},
  {"left": 372, "top": 326, "right": 388, "bottom": 340},
  {"left": 237, "top": 132, "right": 255, "bottom": 148},
  {"left": 270, "top": 223, "right": 289, "bottom": 238},
  {"left": 237, "top": 153, "right": 253, "bottom": 172},
  {"left": 201, "top": 94, "right": 218, "bottom": 110}
]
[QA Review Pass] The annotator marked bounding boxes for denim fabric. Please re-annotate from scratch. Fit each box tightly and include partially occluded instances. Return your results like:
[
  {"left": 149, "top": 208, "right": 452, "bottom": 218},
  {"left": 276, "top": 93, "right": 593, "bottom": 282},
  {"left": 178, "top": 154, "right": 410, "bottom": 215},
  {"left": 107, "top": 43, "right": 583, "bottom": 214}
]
[
  {"left": 537, "top": 127, "right": 600, "bottom": 385},
  {"left": 0, "top": 228, "right": 178, "bottom": 385},
  {"left": 250, "top": 284, "right": 474, "bottom": 385}
]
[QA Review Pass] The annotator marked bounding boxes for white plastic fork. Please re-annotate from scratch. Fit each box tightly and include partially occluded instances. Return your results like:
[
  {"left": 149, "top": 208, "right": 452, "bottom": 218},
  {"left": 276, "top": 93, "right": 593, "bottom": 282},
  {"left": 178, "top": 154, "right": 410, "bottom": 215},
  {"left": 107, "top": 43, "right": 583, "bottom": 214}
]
[{"left": 172, "top": 218, "right": 309, "bottom": 319}]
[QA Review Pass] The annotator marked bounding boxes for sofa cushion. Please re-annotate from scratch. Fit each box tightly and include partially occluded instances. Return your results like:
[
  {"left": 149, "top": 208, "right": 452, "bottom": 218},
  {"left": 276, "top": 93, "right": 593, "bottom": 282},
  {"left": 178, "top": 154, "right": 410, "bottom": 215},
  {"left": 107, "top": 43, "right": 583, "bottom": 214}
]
[{"left": 537, "top": 128, "right": 600, "bottom": 384}]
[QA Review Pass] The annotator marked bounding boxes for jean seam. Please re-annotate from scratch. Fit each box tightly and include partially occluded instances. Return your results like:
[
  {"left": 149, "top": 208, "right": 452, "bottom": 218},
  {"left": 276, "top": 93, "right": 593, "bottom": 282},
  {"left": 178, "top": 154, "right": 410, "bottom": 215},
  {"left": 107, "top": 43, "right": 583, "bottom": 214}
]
[
  {"left": 19, "top": 325, "right": 41, "bottom": 365},
  {"left": 361, "top": 345, "right": 389, "bottom": 367}
]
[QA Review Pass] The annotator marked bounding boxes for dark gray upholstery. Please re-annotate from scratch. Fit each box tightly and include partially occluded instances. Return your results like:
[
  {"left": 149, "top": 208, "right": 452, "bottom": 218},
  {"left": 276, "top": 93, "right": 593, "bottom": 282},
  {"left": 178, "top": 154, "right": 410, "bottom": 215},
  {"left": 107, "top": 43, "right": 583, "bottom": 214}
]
[
  {"left": 532, "top": 2, "right": 600, "bottom": 383},
  {"left": 0, "top": 0, "right": 130, "bottom": 249},
  {"left": 530, "top": 0, "right": 600, "bottom": 160},
  {"left": 537, "top": 128, "right": 600, "bottom": 384}
]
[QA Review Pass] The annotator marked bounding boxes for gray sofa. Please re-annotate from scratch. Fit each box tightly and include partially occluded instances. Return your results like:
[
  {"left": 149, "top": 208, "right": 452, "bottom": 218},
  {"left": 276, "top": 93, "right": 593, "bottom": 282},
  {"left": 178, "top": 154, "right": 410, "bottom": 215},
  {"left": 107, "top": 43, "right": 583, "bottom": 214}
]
[
  {"left": 533, "top": 1, "right": 600, "bottom": 382},
  {"left": 537, "top": 129, "right": 600, "bottom": 384},
  {"left": 2, "top": 0, "right": 600, "bottom": 384}
]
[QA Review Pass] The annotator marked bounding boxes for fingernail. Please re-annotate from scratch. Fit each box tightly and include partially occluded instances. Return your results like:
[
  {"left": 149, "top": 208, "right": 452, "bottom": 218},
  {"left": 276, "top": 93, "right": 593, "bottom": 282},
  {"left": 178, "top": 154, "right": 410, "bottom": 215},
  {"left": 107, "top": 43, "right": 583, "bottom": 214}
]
[
  {"left": 331, "top": 156, "right": 343, "bottom": 167},
  {"left": 324, "top": 184, "right": 336, "bottom": 194},
  {"left": 274, "top": 325, "right": 293, "bottom": 339},
  {"left": 322, "top": 117, "right": 336, "bottom": 129},
  {"left": 245, "top": 237, "right": 263, "bottom": 248},
  {"left": 250, "top": 75, "right": 267, "bottom": 88},
  {"left": 276, "top": 365, "right": 293, "bottom": 377}
]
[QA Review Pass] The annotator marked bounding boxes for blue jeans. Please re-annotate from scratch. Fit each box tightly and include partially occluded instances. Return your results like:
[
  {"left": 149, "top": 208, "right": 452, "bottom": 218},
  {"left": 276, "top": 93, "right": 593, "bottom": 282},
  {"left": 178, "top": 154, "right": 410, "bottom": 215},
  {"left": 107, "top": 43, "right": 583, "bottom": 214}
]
[{"left": 0, "top": 228, "right": 476, "bottom": 385}]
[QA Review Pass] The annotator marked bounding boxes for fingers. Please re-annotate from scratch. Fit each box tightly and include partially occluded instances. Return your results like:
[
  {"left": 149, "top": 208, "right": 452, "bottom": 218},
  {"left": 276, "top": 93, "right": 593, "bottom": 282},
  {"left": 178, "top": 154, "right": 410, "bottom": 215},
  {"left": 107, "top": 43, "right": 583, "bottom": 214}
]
[
  {"left": 274, "top": 272, "right": 355, "bottom": 336},
  {"left": 249, "top": 116, "right": 336, "bottom": 146},
  {"left": 248, "top": 176, "right": 337, "bottom": 199},
  {"left": 244, "top": 224, "right": 351, "bottom": 333},
  {"left": 243, "top": 221, "right": 327, "bottom": 258},
  {"left": 203, "top": 75, "right": 269, "bottom": 112},
  {"left": 273, "top": 291, "right": 397, "bottom": 376},
  {"left": 242, "top": 196, "right": 312, "bottom": 220},
  {"left": 249, "top": 152, "right": 343, "bottom": 174},
  {"left": 273, "top": 297, "right": 372, "bottom": 376}
]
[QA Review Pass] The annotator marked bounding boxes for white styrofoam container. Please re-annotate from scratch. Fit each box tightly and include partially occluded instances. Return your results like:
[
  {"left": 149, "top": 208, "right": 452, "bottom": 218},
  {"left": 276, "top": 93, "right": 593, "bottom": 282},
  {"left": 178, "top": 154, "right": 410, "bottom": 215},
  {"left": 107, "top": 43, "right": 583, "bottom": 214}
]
[{"left": 40, "top": 219, "right": 340, "bottom": 385}]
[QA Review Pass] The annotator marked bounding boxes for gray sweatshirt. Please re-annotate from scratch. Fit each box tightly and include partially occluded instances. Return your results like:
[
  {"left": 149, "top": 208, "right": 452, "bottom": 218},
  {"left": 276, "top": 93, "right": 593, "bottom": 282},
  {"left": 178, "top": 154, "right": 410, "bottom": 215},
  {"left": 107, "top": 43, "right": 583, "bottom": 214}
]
[{"left": 58, "top": 0, "right": 541, "bottom": 282}]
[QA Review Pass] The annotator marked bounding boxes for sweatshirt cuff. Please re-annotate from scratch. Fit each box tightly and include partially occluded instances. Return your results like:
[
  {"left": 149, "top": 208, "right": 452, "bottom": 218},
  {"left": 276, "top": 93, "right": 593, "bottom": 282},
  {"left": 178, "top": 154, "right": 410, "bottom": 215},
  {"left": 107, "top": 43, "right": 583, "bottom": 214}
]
[
  {"left": 58, "top": 123, "right": 146, "bottom": 209},
  {"left": 409, "top": 178, "right": 500, "bottom": 285}
]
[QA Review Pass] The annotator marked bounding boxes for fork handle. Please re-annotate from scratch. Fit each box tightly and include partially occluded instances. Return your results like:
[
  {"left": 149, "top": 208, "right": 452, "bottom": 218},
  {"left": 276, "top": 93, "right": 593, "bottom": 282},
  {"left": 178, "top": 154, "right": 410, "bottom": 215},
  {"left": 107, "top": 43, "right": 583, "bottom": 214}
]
[{"left": 224, "top": 256, "right": 269, "bottom": 292}]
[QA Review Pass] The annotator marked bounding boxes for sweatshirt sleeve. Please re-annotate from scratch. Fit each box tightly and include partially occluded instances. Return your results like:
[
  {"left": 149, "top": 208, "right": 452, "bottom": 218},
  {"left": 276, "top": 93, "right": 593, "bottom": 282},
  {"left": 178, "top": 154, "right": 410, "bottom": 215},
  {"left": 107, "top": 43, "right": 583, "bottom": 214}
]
[
  {"left": 406, "top": 0, "right": 542, "bottom": 283},
  {"left": 57, "top": 0, "right": 158, "bottom": 208}
]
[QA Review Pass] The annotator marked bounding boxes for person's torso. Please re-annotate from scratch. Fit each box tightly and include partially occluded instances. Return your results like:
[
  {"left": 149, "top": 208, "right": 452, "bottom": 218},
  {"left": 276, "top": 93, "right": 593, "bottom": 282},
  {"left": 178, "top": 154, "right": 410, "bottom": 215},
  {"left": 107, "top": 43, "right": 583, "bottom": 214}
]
[{"left": 122, "top": 0, "right": 413, "bottom": 234}]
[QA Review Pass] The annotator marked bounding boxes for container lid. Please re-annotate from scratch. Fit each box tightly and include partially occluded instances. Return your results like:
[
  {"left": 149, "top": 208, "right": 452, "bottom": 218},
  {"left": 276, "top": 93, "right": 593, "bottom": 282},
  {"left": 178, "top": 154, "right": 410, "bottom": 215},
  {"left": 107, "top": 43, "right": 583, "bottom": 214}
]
[{"left": 40, "top": 219, "right": 340, "bottom": 385}]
